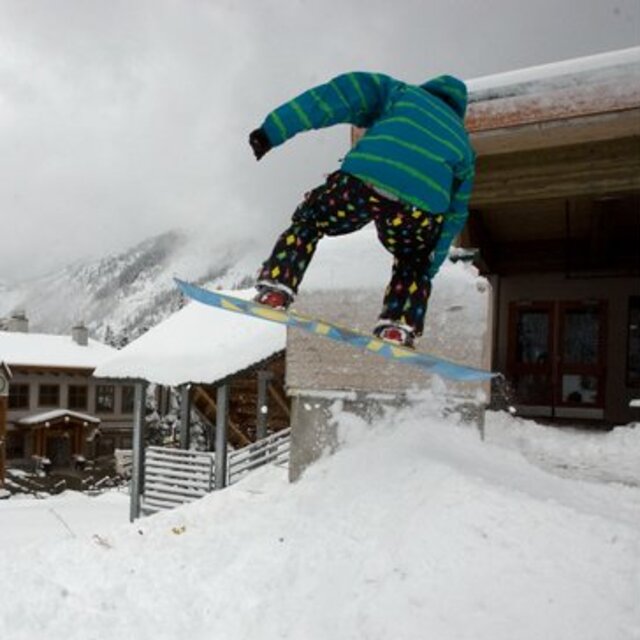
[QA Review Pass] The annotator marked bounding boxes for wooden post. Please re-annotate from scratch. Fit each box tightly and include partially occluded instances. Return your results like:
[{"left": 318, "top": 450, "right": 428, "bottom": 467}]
[
  {"left": 129, "top": 381, "right": 147, "bottom": 522},
  {"left": 179, "top": 384, "right": 191, "bottom": 449},
  {"left": 256, "top": 370, "right": 273, "bottom": 441},
  {"left": 214, "top": 384, "right": 229, "bottom": 490}
]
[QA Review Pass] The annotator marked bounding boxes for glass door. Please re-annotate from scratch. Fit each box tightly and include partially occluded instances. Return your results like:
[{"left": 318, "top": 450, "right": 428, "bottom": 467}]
[
  {"left": 507, "top": 300, "right": 606, "bottom": 419},
  {"left": 508, "top": 302, "right": 555, "bottom": 416},
  {"left": 555, "top": 302, "right": 606, "bottom": 417}
]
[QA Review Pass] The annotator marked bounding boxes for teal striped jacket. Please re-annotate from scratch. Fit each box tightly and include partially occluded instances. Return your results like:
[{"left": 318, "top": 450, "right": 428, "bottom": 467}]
[{"left": 260, "top": 72, "right": 475, "bottom": 277}]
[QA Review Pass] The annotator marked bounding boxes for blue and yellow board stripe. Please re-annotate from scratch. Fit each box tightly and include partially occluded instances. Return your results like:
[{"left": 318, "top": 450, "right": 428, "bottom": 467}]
[{"left": 175, "top": 279, "right": 495, "bottom": 382}]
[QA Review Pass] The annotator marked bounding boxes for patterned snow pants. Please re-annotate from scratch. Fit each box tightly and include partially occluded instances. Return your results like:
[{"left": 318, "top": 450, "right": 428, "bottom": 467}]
[{"left": 258, "top": 171, "right": 443, "bottom": 335}]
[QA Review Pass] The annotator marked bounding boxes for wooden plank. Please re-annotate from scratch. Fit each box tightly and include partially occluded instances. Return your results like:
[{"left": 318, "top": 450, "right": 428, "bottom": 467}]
[
  {"left": 192, "top": 386, "right": 252, "bottom": 448},
  {"left": 268, "top": 383, "right": 291, "bottom": 418},
  {"left": 473, "top": 137, "right": 640, "bottom": 205},
  {"left": 472, "top": 109, "right": 640, "bottom": 156}
]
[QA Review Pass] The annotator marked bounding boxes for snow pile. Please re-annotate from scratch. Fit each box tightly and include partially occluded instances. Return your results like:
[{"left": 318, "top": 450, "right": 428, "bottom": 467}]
[
  {"left": 0, "top": 490, "right": 129, "bottom": 547},
  {"left": 485, "top": 411, "right": 640, "bottom": 486},
  {"left": 1, "top": 399, "right": 638, "bottom": 640}
]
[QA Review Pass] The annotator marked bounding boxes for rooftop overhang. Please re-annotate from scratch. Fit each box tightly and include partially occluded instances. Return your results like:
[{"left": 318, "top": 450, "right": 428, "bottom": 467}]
[
  {"left": 467, "top": 45, "right": 640, "bottom": 155},
  {"left": 463, "top": 49, "right": 640, "bottom": 276},
  {"left": 468, "top": 72, "right": 640, "bottom": 154}
]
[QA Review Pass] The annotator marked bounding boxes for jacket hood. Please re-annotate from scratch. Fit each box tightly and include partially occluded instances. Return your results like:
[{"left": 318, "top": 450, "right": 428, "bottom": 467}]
[{"left": 421, "top": 75, "right": 468, "bottom": 118}]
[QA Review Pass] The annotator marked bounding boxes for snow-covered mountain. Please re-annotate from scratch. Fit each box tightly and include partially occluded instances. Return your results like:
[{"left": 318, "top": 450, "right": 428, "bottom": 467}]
[{"left": 0, "top": 230, "right": 262, "bottom": 345}]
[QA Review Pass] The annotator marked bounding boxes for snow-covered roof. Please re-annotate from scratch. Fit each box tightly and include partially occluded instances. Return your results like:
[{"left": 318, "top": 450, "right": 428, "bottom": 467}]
[
  {"left": 94, "top": 289, "right": 286, "bottom": 386},
  {"left": 465, "top": 47, "right": 640, "bottom": 136},
  {"left": 17, "top": 410, "right": 101, "bottom": 426},
  {"left": 0, "top": 331, "right": 117, "bottom": 370},
  {"left": 467, "top": 46, "right": 640, "bottom": 100}
]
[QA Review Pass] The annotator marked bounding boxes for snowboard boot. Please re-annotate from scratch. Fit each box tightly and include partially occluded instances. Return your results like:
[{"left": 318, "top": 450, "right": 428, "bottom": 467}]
[
  {"left": 254, "top": 282, "right": 294, "bottom": 310},
  {"left": 373, "top": 321, "right": 416, "bottom": 349}
]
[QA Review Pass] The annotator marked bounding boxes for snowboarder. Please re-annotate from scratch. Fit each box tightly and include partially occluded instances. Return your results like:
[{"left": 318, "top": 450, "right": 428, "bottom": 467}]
[{"left": 249, "top": 72, "right": 475, "bottom": 348}]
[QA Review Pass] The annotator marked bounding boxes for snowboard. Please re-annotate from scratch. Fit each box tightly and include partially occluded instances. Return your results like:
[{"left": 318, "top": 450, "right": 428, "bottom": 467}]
[{"left": 175, "top": 279, "right": 496, "bottom": 382}]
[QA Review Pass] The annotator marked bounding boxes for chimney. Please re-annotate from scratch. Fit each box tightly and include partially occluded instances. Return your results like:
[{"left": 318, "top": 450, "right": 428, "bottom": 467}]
[
  {"left": 8, "top": 311, "right": 28, "bottom": 333},
  {"left": 71, "top": 323, "right": 89, "bottom": 347}
]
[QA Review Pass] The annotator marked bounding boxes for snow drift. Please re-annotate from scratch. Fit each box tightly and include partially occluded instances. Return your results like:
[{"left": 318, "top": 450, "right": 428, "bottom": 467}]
[{"left": 1, "top": 398, "right": 638, "bottom": 640}]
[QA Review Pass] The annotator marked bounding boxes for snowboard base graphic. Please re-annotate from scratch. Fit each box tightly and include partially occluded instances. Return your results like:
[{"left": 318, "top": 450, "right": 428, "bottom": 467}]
[{"left": 175, "top": 279, "right": 495, "bottom": 382}]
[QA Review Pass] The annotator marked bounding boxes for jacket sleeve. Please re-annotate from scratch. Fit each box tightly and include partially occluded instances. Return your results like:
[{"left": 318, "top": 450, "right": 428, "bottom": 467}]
[
  {"left": 261, "top": 72, "right": 394, "bottom": 148},
  {"left": 427, "top": 162, "right": 475, "bottom": 279}
]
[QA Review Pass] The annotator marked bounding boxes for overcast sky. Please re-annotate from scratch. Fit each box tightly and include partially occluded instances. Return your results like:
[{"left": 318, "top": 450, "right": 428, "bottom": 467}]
[{"left": 0, "top": 0, "right": 638, "bottom": 282}]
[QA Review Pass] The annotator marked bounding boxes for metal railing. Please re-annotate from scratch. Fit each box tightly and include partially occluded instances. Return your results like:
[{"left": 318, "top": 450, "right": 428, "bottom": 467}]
[
  {"left": 142, "top": 447, "right": 215, "bottom": 514},
  {"left": 140, "top": 428, "right": 291, "bottom": 514},
  {"left": 228, "top": 428, "right": 291, "bottom": 486}
]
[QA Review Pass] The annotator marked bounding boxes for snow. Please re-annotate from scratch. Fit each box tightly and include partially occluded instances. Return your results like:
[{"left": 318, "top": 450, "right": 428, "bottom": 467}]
[
  {"left": 1, "top": 400, "right": 638, "bottom": 640},
  {"left": 0, "top": 490, "right": 129, "bottom": 547},
  {"left": 94, "top": 289, "right": 286, "bottom": 386},
  {"left": 467, "top": 45, "right": 640, "bottom": 98},
  {"left": 16, "top": 409, "right": 101, "bottom": 426},
  {"left": 0, "top": 330, "right": 116, "bottom": 369},
  {"left": 302, "top": 225, "right": 392, "bottom": 291},
  {"left": 485, "top": 411, "right": 640, "bottom": 486}
]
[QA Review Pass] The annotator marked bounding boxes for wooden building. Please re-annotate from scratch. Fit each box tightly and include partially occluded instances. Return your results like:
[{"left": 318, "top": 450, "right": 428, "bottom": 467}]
[
  {"left": 0, "top": 316, "right": 135, "bottom": 473},
  {"left": 464, "top": 47, "right": 640, "bottom": 424}
]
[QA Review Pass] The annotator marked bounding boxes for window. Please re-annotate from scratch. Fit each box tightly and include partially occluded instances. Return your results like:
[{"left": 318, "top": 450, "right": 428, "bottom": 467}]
[
  {"left": 8, "top": 384, "right": 29, "bottom": 409},
  {"left": 121, "top": 385, "right": 135, "bottom": 414},
  {"left": 628, "top": 296, "right": 640, "bottom": 387},
  {"left": 68, "top": 385, "right": 88, "bottom": 411},
  {"left": 39, "top": 384, "right": 60, "bottom": 407},
  {"left": 96, "top": 385, "right": 115, "bottom": 413}
]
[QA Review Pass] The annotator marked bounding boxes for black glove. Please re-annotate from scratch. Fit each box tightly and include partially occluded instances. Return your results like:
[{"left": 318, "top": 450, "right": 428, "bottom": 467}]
[{"left": 249, "top": 128, "right": 272, "bottom": 160}]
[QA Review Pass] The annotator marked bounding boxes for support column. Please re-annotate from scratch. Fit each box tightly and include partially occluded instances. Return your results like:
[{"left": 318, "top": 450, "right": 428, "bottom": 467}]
[
  {"left": 0, "top": 396, "right": 6, "bottom": 488},
  {"left": 179, "top": 384, "right": 191, "bottom": 449},
  {"left": 214, "top": 384, "right": 229, "bottom": 490},
  {"left": 256, "top": 370, "right": 273, "bottom": 441},
  {"left": 129, "top": 380, "right": 147, "bottom": 522}
]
